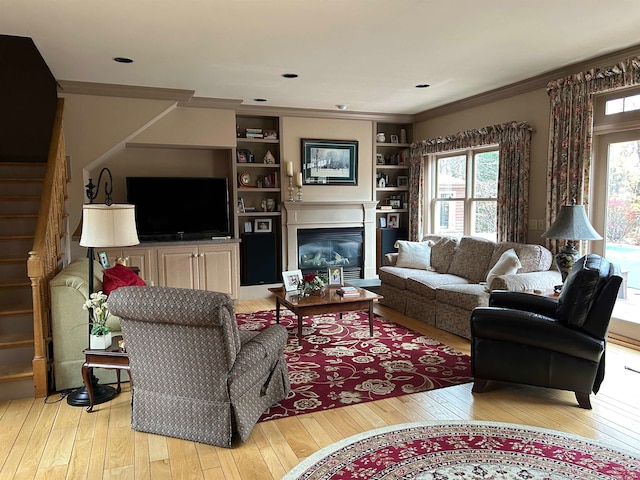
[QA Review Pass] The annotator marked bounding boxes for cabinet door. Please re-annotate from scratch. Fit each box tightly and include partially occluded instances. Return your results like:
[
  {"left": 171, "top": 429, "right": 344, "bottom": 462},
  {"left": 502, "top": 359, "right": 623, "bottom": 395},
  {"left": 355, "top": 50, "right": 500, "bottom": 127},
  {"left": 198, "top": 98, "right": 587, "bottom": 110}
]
[
  {"left": 156, "top": 246, "right": 198, "bottom": 289},
  {"left": 198, "top": 244, "right": 239, "bottom": 299},
  {"left": 121, "top": 247, "right": 155, "bottom": 284}
]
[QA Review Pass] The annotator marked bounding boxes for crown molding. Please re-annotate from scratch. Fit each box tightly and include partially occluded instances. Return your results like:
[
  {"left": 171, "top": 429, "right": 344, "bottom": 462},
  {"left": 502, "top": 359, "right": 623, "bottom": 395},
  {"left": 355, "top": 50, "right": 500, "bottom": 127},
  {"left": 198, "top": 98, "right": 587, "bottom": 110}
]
[
  {"left": 57, "top": 80, "right": 194, "bottom": 102},
  {"left": 178, "top": 96, "right": 242, "bottom": 109},
  {"left": 414, "top": 43, "right": 640, "bottom": 122},
  {"left": 236, "top": 104, "right": 414, "bottom": 122}
]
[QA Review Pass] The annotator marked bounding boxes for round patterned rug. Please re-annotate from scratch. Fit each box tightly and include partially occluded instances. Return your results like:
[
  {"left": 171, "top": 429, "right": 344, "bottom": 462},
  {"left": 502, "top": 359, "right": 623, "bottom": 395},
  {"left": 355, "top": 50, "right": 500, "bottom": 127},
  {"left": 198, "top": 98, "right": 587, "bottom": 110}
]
[{"left": 283, "top": 421, "right": 640, "bottom": 479}]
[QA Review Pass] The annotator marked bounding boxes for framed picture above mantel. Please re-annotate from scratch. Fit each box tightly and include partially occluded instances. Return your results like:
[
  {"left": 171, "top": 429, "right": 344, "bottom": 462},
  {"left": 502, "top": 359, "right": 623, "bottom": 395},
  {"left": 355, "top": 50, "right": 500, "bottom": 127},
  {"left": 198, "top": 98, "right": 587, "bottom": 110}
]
[{"left": 301, "top": 139, "right": 358, "bottom": 186}]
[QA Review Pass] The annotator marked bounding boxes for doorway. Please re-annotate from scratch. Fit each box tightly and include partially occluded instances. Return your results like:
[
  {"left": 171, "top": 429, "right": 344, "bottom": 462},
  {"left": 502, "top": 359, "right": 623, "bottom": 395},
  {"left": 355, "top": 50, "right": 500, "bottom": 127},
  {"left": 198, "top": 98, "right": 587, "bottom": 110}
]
[{"left": 593, "top": 130, "right": 640, "bottom": 343}]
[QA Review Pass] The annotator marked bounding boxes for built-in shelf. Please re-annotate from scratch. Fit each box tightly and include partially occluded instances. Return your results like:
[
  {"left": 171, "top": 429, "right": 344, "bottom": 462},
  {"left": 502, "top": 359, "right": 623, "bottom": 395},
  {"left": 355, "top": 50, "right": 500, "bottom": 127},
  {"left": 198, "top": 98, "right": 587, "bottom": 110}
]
[
  {"left": 236, "top": 162, "right": 281, "bottom": 168},
  {"left": 236, "top": 137, "right": 279, "bottom": 144},
  {"left": 238, "top": 212, "right": 282, "bottom": 217}
]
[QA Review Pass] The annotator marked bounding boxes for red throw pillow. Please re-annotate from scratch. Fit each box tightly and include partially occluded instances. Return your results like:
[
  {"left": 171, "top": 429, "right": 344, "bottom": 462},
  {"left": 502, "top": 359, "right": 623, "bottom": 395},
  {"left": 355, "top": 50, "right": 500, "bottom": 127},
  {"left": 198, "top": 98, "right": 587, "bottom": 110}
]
[{"left": 103, "top": 264, "right": 146, "bottom": 295}]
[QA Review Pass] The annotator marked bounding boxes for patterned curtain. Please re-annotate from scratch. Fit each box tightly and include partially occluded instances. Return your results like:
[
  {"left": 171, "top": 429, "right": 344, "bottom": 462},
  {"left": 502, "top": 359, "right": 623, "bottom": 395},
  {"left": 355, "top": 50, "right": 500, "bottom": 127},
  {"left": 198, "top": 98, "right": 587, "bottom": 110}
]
[
  {"left": 546, "top": 56, "right": 640, "bottom": 253},
  {"left": 410, "top": 121, "right": 533, "bottom": 242},
  {"left": 407, "top": 151, "right": 424, "bottom": 241}
]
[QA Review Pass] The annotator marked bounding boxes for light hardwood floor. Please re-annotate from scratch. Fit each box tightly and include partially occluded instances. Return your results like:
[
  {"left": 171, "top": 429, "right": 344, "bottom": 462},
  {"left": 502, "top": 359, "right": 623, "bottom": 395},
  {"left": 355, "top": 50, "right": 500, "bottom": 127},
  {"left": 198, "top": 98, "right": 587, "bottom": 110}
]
[{"left": 1, "top": 298, "right": 639, "bottom": 479}]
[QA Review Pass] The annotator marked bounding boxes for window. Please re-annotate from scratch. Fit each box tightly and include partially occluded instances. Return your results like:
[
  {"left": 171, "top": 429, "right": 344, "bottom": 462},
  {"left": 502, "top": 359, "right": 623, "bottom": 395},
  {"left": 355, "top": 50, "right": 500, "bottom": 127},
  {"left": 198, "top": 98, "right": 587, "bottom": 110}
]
[
  {"left": 605, "top": 93, "right": 640, "bottom": 115},
  {"left": 429, "top": 147, "right": 499, "bottom": 240}
]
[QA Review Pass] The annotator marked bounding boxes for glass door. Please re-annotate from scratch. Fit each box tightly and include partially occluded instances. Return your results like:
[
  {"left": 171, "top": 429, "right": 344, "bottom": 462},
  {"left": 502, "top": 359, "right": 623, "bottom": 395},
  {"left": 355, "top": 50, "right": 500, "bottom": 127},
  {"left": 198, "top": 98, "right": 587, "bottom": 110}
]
[{"left": 593, "top": 130, "right": 640, "bottom": 342}]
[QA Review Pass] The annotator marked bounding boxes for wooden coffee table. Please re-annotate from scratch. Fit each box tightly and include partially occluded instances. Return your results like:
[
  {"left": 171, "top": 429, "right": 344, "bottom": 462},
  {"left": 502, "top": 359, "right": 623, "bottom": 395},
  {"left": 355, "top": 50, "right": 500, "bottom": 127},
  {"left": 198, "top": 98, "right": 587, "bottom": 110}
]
[{"left": 268, "top": 285, "right": 382, "bottom": 339}]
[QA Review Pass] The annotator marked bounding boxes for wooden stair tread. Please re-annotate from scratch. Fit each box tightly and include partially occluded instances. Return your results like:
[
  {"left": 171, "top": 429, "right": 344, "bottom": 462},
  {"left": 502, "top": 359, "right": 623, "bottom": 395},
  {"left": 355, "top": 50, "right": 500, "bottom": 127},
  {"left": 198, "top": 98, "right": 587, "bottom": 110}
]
[
  {"left": 0, "top": 178, "right": 44, "bottom": 183},
  {"left": 0, "top": 332, "right": 34, "bottom": 348},
  {"left": 0, "top": 235, "right": 35, "bottom": 240},
  {"left": 0, "top": 162, "right": 46, "bottom": 167},
  {"left": 0, "top": 364, "right": 33, "bottom": 382},
  {"left": 0, "top": 281, "right": 31, "bottom": 288},
  {"left": 0, "top": 304, "right": 33, "bottom": 316},
  {"left": 0, "top": 195, "right": 41, "bottom": 201},
  {"left": 0, "top": 214, "right": 38, "bottom": 219},
  {"left": 0, "top": 257, "right": 27, "bottom": 263}
]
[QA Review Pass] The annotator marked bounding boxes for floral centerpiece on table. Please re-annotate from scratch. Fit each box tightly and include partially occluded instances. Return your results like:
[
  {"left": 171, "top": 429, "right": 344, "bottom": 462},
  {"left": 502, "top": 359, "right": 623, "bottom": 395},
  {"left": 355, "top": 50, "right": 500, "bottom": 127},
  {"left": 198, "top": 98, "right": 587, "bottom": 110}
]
[
  {"left": 82, "top": 292, "right": 112, "bottom": 348},
  {"left": 300, "top": 272, "right": 327, "bottom": 296}
]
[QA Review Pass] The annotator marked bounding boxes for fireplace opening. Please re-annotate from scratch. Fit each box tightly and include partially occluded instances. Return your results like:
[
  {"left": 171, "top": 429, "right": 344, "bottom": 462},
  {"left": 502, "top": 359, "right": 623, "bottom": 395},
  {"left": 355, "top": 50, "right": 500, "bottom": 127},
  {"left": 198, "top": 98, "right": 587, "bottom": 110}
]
[{"left": 297, "top": 227, "right": 364, "bottom": 280}]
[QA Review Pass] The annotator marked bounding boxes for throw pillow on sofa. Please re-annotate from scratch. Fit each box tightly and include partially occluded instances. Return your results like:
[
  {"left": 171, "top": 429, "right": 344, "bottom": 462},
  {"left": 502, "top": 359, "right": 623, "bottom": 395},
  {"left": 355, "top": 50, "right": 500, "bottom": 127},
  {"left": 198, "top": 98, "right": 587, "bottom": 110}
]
[
  {"left": 394, "top": 240, "right": 435, "bottom": 270},
  {"left": 485, "top": 248, "right": 522, "bottom": 291},
  {"left": 103, "top": 264, "right": 146, "bottom": 295}
]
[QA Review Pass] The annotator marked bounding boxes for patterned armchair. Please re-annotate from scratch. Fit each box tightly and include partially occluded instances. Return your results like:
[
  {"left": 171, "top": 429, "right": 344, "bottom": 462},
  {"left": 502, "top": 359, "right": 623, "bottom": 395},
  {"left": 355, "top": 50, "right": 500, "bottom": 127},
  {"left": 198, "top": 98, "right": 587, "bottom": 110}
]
[{"left": 108, "top": 286, "right": 290, "bottom": 447}]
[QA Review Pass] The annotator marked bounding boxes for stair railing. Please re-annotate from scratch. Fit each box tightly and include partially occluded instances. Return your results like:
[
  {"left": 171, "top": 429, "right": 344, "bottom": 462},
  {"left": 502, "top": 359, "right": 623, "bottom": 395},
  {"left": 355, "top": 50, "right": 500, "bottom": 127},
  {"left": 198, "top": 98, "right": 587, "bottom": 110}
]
[{"left": 27, "top": 98, "right": 67, "bottom": 397}]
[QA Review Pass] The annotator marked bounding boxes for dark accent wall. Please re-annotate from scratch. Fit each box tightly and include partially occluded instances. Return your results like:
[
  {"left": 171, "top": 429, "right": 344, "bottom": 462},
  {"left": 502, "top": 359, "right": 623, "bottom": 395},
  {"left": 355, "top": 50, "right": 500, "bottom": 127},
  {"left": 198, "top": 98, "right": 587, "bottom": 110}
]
[{"left": 0, "top": 34, "right": 57, "bottom": 163}]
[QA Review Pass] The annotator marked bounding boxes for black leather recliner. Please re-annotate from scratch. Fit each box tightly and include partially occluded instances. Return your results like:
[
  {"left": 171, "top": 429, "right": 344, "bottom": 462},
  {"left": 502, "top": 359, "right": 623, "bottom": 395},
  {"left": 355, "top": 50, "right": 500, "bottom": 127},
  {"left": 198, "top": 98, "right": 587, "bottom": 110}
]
[{"left": 470, "top": 254, "right": 622, "bottom": 409}]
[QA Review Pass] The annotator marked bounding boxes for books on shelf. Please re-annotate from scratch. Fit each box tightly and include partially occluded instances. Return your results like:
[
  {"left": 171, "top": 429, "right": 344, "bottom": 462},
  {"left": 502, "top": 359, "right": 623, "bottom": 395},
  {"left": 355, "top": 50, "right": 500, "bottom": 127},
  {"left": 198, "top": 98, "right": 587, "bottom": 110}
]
[{"left": 337, "top": 286, "right": 360, "bottom": 297}]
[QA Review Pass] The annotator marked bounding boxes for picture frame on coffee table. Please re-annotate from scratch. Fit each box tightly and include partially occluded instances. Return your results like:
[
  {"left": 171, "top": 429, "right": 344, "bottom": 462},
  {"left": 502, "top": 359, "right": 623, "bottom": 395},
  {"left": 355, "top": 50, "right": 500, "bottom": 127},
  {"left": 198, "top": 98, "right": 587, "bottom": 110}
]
[
  {"left": 282, "top": 269, "right": 303, "bottom": 292},
  {"left": 327, "top": 266, "right": 343, "bottom": 286}
]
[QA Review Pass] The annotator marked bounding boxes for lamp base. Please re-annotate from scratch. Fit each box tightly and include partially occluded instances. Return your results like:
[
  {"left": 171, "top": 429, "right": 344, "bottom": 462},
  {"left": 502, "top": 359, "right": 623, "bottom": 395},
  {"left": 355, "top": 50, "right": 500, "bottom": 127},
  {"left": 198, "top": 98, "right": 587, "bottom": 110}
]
[
  {"left": 66, "top": 377, "right": 116, "bottom": 408},
  {"left": 555, "top": 242, "right": 580, "bottom": 283}
]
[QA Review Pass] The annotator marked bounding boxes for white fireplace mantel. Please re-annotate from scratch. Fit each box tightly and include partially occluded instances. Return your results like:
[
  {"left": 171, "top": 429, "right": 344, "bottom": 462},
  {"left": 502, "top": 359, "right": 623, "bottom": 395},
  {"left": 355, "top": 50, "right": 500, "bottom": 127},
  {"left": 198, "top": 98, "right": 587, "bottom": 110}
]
[{"left": 283, "top": 201, "right": 378, "bottom": 279}]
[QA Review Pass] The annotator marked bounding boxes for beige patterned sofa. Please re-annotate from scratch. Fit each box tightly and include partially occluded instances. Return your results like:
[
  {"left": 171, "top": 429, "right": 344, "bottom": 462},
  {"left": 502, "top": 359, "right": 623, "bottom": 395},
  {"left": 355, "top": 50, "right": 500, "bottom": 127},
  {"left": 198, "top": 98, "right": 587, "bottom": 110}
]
[{"left": 379, "top": 235, "right": 562, "bottom": 339}]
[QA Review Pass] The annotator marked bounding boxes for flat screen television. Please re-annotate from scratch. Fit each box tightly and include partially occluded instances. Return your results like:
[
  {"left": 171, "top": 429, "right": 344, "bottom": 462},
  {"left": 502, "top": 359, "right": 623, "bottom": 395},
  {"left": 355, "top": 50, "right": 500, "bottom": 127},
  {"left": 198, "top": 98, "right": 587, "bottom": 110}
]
[{"left": 126, "top": 176, "right": 231, "bottom": 240}]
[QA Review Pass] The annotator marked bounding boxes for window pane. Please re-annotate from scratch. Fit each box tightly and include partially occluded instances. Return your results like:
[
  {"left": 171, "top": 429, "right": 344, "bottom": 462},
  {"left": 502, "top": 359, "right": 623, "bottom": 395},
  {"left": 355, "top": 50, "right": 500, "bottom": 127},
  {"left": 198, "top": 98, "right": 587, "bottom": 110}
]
[
  {"left": 474, "top": 151, "right": 499, "bottom": 198},
  {"left": 472, "top": 200, "right": 497, "bottom": 241},
  {"left": 624, "top": 94, "right": 640, "bottom": 112},
  {"left": 606, "top": 98, "right": 624, "bottom": 115},
  {"left": 434, "top": 199, "right": 464, "bottom": 236},
  {"left": 437, "top": 155, "right": 465, "bottom": 198}
]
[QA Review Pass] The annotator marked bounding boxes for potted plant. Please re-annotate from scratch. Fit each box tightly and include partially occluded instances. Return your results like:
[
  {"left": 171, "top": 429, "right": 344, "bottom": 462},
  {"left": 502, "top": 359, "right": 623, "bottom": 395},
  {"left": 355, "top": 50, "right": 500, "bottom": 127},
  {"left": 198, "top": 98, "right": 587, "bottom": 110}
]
[
  {"left": 300, "top": 272, "right": 327, "bottom": 296},
  {"left": 82, "top": 291, "right": 112, "bottom": 349}
]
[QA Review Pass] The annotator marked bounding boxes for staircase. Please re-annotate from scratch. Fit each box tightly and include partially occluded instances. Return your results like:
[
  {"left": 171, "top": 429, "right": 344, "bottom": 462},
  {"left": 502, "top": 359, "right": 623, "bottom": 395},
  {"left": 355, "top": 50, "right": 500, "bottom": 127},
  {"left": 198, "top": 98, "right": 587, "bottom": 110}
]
[{"left": 0, "top": 162, "right": 47, "bottom": 399}]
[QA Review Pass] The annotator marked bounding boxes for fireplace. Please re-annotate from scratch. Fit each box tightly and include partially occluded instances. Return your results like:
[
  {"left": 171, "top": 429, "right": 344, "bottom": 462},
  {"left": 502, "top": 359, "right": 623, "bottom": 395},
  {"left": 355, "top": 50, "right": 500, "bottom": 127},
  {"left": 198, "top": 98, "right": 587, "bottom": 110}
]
[
  {"left": 298, "top": 227, "right": 363, "bottom": 280},
  {"left": 284, "top": 201, "right": 378, "bottom": 280}
]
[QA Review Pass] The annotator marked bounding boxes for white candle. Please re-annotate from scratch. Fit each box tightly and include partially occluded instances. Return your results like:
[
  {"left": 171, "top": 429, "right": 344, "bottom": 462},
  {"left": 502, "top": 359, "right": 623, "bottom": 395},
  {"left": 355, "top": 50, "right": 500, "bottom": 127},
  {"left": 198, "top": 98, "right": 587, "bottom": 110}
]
[
  {"left": 296, "top": 172, "right": 303, "bottom": 188},
  {"left": 286, "top": 161, "right": 293, "bottom": 177}
]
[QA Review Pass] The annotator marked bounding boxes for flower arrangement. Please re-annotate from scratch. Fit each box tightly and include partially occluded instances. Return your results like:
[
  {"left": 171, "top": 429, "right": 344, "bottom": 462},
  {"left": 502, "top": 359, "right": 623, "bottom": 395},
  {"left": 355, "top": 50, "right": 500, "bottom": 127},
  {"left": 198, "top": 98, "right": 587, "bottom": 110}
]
[
  {"left": 82, "top": 291, "right": 111, "bottom": 336},
  {"left": 300, "top": 272, "right": 327, "bottom": 295}
]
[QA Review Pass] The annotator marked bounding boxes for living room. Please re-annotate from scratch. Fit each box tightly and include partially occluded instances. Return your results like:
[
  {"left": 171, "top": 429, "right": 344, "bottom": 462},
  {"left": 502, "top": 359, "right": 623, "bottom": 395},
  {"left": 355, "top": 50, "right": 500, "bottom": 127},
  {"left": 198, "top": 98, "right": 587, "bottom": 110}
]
[{"left": 2, "top": 2, "right": 640, "bottom": 478}]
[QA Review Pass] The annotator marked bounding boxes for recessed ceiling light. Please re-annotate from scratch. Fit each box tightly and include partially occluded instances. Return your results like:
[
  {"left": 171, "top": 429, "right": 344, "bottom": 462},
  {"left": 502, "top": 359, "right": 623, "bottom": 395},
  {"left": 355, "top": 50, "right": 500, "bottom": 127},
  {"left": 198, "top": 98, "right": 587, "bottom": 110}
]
[
  {"left": 336, "top": 104, "right": 348, "bottom": 110},
  {"left": 282, "top": 73, "right": 299, "bottom": 79},
  {"left": 253, "top": 98, "right": 267, "bottom": 102},
  {"left": 415, "top": 84, "right": 430, "bottom": 88},
  {"left": 113, "top": 57, "right": 134, "bottom": 63}
]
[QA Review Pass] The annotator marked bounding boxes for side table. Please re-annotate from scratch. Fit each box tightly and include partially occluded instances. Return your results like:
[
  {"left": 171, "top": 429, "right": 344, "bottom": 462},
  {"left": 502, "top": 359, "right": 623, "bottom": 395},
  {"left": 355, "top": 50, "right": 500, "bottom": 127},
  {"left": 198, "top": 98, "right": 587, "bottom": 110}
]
[{"left": 82, "top": 335, "right": 131, "bottom": 412}]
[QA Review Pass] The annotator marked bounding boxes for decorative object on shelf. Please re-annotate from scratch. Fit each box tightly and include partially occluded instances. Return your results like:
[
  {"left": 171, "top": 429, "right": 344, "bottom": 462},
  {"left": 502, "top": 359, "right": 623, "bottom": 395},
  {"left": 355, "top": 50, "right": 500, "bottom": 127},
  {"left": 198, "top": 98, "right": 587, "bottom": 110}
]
[
  {"left": 376, "top": 132, "right": 386, "bottom": 143},
  {"left": 296, "top": 172, "right": 303, "bottom": 201},
  {"left": 379, "top": 217, "right": 387, "bottom": 228},
  {"left": 264, "top": 129, "right": 278, "bottom": 140},
  {"left": 236, "top": 149, "right": 250, "bottom": 163},
  {"left": 263, "top": 150, "right": 276, "bottom": 164},
  {"left": 254, "top": 218, "right": 273, "bottom": 232},
  {"left": 237, "top": 198, "right": 245, "bottom": 213},
  {"left": 69, "top": 167, "right": 140, "bottom": 409},
  {"left": 397, "top": 175, "right": 409, "bottom": 188},
  {"left": 282, "top": 269, "right": 303, "bottom": 292},
  {"left": 256, "top": 175, "right": 263, "bottom": 188},
  {"left": 299, "top": 272, "right": 327, "bottom": 296},
  {"left": 286, "top": 161, "right": 295, "bottom": 201},
  {"left": 244, "top": 221, "right": 252, "bottom": 233},
  {"left": 387, "top": 212, "right": 400, "bottom": 228},
  {"left": 266, "top": 198, "right": 276, "bottom": 212},
  {"left": 301, "top": 139, "right": 358, "bottom": 185},
  {"left": 327, "top": 266, "right": 343, "bottom": 286},
  {"left": 238, "top": 171, "right": 251, "bottom": 187},
  {"left": 390, "top": 134, "right": 399, "bottom": 144},
  {"left": 261, "top": 200, "right": 267, "bottom": 212},
  {"left": 376, "top": 153, "right": 384, "bottom": 165},
  {"left": 541, "top": 198, "right": 602, "bottom": 283},
  {"left": 377, "top": 176, "right": 386, "bottom": 188},
  {"left": 400, "top": 128, "right": 407, "bottom": 144}
]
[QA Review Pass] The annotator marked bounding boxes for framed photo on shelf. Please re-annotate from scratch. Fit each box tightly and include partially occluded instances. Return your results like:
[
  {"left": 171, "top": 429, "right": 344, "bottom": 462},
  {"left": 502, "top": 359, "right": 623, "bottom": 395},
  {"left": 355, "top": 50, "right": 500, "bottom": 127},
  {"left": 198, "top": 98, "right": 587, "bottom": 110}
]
[
  {"left": 301, "top": 138, "right": 358, "bottom": 185},
  {"left": 98, "top": 251, "right": 110, "bottom": 269},
  {"left": 327, "top": 266, "right": 344, "bottom": 286},
  {"left": 379, "top": 217, "right": 387, "bottom": 228},
  {"left": 254, "top": 218, "right": 273, "bottom": 233},
  {"left": 390, "top": 134, "right": 399, "bottom": 144},
  {"left": 282, "top": 269, "right": 303, "bottom": 292},
  {"left": 387, "top": 213, "right": 400, "bottom": 228},
  {"left": 388, "top": 198, "right": 402, "bottom": 209},
  {"left": 376, "top": 153, "right": 384, "bottom": 165},
  {"left": 237, "top": 198, "right": 245, "bottom": 213},
  {"left": 397, "top": 175, "right": 409, "bottom": 188},
  {"left": 236, "top": 149, "right": 250, "bottom": 163},
  {"left": 244, "top": 221, "right": 252, "bottom": 233}
]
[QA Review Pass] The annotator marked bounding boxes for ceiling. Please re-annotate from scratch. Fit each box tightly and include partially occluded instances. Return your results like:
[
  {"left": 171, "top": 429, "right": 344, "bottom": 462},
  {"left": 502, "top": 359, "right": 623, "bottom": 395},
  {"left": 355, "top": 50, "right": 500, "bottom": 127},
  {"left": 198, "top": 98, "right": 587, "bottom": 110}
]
[{"left": 3, "top": 0, "right": 640, "bottom": 115}]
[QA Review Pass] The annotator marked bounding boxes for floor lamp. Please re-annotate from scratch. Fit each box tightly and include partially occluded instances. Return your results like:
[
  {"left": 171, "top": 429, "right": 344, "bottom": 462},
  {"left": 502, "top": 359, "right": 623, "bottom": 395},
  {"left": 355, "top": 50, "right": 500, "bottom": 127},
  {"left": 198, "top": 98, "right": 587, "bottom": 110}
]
[{"left": 67, "top": 168, "right": 140, "bottom": 407}]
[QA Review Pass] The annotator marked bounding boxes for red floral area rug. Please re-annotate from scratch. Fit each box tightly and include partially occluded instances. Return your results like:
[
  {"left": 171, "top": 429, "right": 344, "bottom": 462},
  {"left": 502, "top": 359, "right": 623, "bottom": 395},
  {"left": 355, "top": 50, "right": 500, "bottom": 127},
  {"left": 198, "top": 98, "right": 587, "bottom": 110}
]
[
  {"left": 282, "top": 421, "right": 640, "bottom": 479},
  {"left": 235, "top": 310, "right": 472, "bottom": 421}
]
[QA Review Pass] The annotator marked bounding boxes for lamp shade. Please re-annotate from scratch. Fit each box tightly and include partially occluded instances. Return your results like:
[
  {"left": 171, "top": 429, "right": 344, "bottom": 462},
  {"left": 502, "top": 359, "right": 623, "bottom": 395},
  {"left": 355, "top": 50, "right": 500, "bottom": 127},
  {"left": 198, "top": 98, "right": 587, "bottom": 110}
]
[
  {"left": 79, "top": 204, "right": 140, "bottom": 248},
  {"left": 541, "top": 204, "right": 602, "bottom": 241}
]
